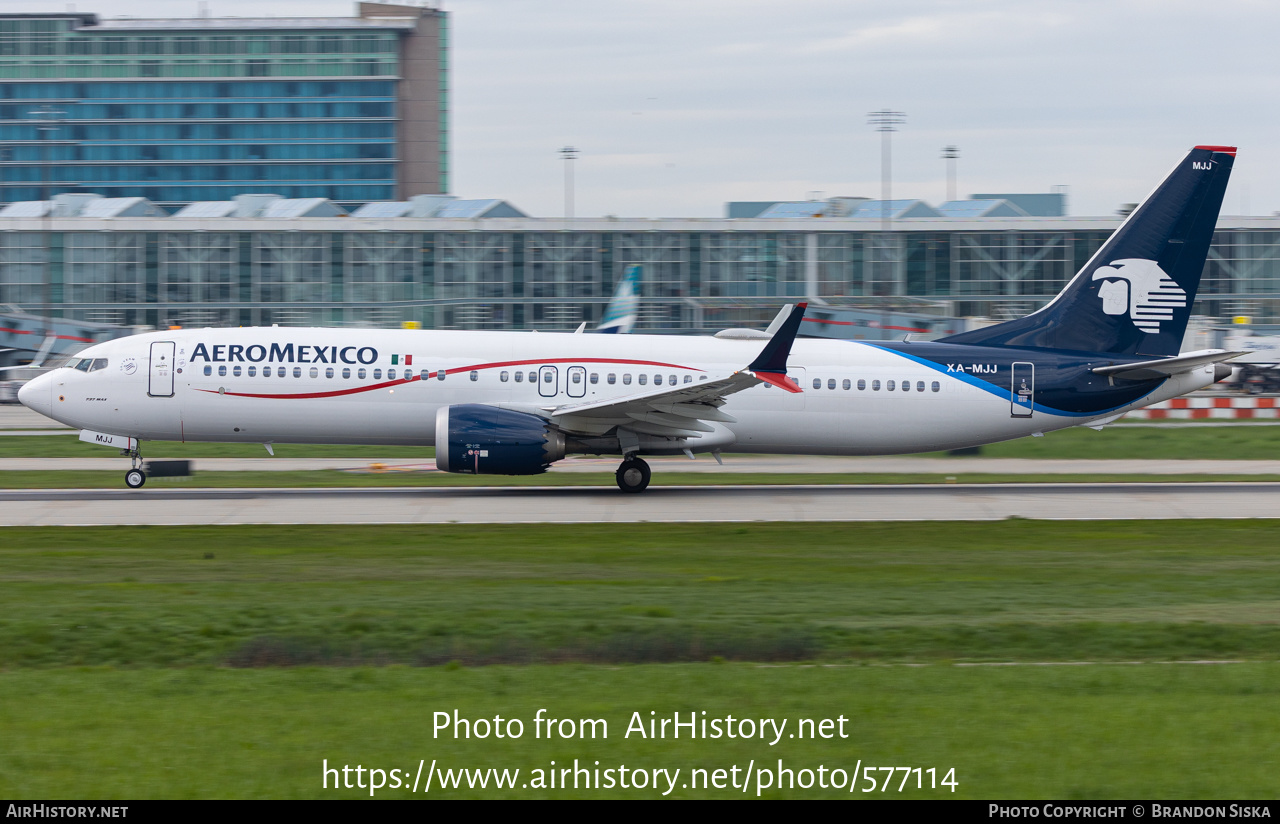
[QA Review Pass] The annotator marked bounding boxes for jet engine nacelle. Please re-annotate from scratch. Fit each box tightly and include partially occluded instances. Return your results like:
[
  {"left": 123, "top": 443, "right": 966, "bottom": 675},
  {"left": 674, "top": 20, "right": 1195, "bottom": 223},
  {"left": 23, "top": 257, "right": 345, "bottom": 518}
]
[{"left": 434, "top": 404, "right": 566, "bottom": 475}]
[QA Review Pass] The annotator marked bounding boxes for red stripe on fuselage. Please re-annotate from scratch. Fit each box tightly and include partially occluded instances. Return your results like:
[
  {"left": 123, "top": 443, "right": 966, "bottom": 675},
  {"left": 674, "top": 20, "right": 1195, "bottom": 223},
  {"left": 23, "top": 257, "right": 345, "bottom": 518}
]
[{"left": 193, "top": 357, "right": 702, "bottom": 400}]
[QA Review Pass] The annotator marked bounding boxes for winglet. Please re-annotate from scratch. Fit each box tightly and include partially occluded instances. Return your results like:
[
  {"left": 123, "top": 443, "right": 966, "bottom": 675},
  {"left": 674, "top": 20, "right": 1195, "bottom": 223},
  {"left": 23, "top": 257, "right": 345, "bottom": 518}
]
[{"left": 747, "top": 303, "right": 807, "bottom": 392}]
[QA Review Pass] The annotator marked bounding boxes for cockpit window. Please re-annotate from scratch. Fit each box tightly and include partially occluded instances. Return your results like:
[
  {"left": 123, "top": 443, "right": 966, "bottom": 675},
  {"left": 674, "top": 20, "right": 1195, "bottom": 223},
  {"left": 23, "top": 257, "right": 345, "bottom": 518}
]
[
  {"left": 89, "top": 358, "right": 108, "bottom": 372},
  {"left": 73, "top": 359, "right": 91, "bottom": 372}
]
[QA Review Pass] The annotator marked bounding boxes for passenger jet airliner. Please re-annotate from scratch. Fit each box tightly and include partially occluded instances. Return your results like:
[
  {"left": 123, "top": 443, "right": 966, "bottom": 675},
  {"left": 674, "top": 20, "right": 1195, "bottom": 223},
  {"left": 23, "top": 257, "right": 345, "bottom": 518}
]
[{"left": 19, "top": 146, "right": 1241, "bottom": 493}]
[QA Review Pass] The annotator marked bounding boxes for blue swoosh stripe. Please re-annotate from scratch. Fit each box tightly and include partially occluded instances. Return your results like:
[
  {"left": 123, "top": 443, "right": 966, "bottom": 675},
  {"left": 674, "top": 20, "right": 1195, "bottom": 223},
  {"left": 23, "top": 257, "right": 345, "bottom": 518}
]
[{"left": 849, "top": 341, "right": 1158, "bottom": 418}]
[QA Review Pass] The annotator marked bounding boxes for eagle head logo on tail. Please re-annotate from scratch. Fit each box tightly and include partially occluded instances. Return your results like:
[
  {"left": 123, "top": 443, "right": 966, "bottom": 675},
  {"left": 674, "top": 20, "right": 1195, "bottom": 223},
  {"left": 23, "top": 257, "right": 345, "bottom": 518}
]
[{"left": 1091, "top": 258, "right": 1187, "bottom": 333}]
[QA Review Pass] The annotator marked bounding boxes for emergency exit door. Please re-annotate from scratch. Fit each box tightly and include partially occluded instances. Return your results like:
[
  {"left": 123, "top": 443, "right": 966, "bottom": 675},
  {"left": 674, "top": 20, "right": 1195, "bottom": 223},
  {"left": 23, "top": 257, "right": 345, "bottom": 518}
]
[{"left": 1010, "top": 361, "right": 1034, "bottom": 418}]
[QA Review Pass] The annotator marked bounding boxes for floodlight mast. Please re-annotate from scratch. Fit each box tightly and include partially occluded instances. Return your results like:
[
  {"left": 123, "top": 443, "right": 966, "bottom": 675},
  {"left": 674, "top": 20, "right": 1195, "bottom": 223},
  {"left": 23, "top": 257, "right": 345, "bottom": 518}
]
[
  {"left": 942, "top": 145, "right": 959, "bottom": 203},
  {"left": 867, "top": 109, "right": 905, "bottom": 230},
  {"left": 560, "top": 146, "right": 579, "bottom": 220}
]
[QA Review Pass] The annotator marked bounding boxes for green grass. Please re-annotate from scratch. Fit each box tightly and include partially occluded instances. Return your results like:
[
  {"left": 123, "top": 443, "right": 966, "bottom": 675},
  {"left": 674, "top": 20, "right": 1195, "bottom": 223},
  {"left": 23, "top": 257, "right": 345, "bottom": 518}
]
[
  {"left": 6, "top": 521, "right": 1280, "bottom": 668},
  {"left": 4, "top": 470, "right": 1280, "bottom": 489},
  {"left": 926, "top": 424, "right": 1280, "bottom": 460},
  {"left": 0, "top": 435, "right": 434, "bottom": 459},
  {"left": 1, "top": 422, "right": 1278, "bottom": 460},
  {"left": 4, "top": 663, "right": 1280, "bottom": 798},
  {"left": 7, "top": 520, "right": 1280, "bottom": 798}
]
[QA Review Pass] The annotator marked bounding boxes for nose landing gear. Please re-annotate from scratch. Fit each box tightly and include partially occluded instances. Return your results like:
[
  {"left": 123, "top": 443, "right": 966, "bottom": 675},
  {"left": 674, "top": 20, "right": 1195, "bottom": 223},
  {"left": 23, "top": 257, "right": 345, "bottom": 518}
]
[
  {"left": 122, "top": 446, "right": 146, "bottom": 489},
  {"left": 615, "top": 456, "right": 651, "bottom": 493}
]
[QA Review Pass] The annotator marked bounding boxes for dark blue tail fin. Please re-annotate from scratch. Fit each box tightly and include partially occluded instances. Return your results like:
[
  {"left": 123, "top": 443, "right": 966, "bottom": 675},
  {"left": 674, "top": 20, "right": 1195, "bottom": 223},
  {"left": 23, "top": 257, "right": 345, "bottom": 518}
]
[{"left": 941, "top": 145, "right": 1235, "bottom": 356}]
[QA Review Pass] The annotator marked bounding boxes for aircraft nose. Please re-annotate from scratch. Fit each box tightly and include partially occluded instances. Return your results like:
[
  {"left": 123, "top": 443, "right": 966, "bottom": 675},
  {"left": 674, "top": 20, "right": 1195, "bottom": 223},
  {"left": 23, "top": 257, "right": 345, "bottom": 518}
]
[{"left": 17, "top": 372, "right": 53, "bottom": 419}]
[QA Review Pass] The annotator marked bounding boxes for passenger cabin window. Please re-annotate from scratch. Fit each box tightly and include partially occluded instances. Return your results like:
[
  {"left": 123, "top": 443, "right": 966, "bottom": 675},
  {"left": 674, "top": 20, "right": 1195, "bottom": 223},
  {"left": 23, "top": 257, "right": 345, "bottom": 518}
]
[
  {"left": 342, "top": 368, "right": 351, "bottom": 379},
  {"left": 203, "top": 365, "right": 212, "bottom": 376},
  {"left": 901, "top": 380, "right": 910, "bottom": 392},
  {"left": 654, "top": 374, "right": 663, "bottom": 386},
  {"left": 373, "top": 369, "right": 382, "bottom": 380},
  {"left": 828, "top": 378, "right": 836, "bottom": 390},
  {"left": 326, "top": 367, "right": 334, "bottom": 379},
  {"left": 527, "top": 371, "right": 536, "bottom": 383},
  {"left": 470, "top": 371, "right": 479, "bottom": 382},
  {"left": 438, "top": 371, "right": 446, "bottom": 381},
  {"left": 420, "top": 369, "right": 429, "bottom": 380},
  {"left": 358, "top": 368, "right": 367, "bottom": 379},
  {"left": 500, "top": 371, "right": 509, "bottom": 382},
  {"left": 638, "top": 374, "right": 647, "bottom": 385},
  {"left": 233, "top": 365, "right": 242, "bottom": 377},
  {"left": 514, "top": 371, "right": 523, "bottom": 383},
  {"left": 623, "top": 374, "right": 632, "bottom": 385},
  {"left": 812, "top": 378, "right": 821, "bottom": 389},
  {"left": 293, "top": 367, "right": 302, "bottom": 378},
  {"left": 931, "top": 381, "right": 940, "bottom": 392},
  {"left": 218, "top": 365, "right": 227, "bottom": 377},
  {"left": 872, "top": 380, "right": 881, "bottom": 391},
  {"left": 387, "top": 369, "right": 396, "bottom": 380},
  {"left": 857, "top": 379, "right": 865, "bottom": 390},
  {"left": 248, "top": 366, "right": 257, "bottom": 377},
  {"left": 886, "top": 380, "right": 895, "bottom": 391},
  {"left": 607, "top": 373, "right": 616, "bottom": 385},
  {"left": 684, "top": 375, "right": 692, "bottom": 384},
  {"left": 916, "top": 381, "right": 925, "bottom": 392},
  {"left": 309, "top": 367, "right": 318, "bottom": 378},
  {"left": 843, "top": 378, "right": 851, "bottom": 390},
  {"left": 590, "top": 373, "right": 599, "bottom": 384}
]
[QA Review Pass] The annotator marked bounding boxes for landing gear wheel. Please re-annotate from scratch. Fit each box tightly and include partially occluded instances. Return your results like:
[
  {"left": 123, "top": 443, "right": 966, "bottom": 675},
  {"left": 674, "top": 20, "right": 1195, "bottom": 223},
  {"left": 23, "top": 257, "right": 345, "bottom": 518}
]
[
  {"left": 125, "top": 468, "right": 146, "bottom": 489},
  {"left": 616, "top": 457, "right": 651, "bottom": 493}
]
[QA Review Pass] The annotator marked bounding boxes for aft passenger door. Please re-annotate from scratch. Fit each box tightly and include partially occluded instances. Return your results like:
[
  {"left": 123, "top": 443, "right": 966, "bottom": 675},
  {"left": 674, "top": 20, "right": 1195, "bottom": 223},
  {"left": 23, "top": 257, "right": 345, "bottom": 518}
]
[
  {"left": 148, "top": 341, "right": 176, "bottom": 398},
  {"left": 1010, "top": 361, "right": 1034, "bottom": 417},
  {"left": 566, "top": 365, "right": 586, "bottom": 398}
]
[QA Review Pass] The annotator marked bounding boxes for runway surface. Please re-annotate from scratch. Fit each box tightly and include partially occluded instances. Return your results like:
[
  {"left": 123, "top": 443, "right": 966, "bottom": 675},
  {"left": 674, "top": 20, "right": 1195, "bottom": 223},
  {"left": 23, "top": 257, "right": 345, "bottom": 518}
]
[{"left": 3, "top": 482, "right": 1278, "bottom": 526}]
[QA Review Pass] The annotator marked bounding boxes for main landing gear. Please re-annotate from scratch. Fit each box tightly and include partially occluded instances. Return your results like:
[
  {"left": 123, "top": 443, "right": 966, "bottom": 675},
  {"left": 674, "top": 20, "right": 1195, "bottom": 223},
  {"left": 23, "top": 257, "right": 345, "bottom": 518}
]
[
  {"left": 123, "top": 446, "right": 146, "bottom": 489},
  {"left": 616, "top": 456, "right": 651, "bottom": 493}
]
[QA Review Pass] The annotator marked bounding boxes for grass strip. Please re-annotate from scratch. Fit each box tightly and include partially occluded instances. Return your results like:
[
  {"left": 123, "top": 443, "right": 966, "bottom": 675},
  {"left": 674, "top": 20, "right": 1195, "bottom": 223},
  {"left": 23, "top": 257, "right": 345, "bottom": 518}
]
[
  {"left": 2, "top": 663, "right": 1279, "bottom": 798},
  {"left": 1, "top": 423, "right": 1278, "bottom": 461},
  {"left": 5, "top": 520, "right": 1280, "bottom": 668}
]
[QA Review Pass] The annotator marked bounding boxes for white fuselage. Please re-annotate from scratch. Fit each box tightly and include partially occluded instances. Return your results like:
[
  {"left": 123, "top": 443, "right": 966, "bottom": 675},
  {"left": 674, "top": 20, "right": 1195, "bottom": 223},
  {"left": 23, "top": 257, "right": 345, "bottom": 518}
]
[{"left": 20, "top": 327, "right": 1215, "bottom": 456}]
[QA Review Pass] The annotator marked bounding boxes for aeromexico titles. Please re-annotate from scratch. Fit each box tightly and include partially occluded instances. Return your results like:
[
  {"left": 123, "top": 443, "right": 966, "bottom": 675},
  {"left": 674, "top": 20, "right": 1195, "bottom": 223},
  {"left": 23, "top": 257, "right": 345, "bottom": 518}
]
[{"left": 20, "top": 145, "right": 1243, "bottom": 492}]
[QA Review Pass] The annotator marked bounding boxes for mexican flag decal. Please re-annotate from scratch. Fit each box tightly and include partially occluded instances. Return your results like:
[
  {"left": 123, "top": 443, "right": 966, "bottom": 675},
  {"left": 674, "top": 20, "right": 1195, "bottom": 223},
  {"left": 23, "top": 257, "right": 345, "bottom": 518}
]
[{"left": 390, "top": 354, "right": 413, "bottom": 366}]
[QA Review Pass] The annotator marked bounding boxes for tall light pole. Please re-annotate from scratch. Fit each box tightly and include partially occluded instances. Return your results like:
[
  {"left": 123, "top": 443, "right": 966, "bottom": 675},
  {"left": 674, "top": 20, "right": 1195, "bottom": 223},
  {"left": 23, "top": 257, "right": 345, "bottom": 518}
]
[
  {"left": 867, "top": 109, "right": 905, "bottom": 229},
  {"left": 941, "top": 145, "right": 959, "bottom": 203},
  {"left": 31, "top": 105, "right": 66, "bottom": 338},
  {"left": 559, "top": 146, "right": 579, "bottom": 219}
]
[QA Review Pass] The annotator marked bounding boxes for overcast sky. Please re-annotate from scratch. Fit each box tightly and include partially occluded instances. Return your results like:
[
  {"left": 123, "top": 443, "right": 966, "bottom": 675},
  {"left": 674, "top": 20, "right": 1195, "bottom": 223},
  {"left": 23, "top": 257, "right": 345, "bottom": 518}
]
[{"left": 7, "top": 0, "right": 1279, "bottom": 217}]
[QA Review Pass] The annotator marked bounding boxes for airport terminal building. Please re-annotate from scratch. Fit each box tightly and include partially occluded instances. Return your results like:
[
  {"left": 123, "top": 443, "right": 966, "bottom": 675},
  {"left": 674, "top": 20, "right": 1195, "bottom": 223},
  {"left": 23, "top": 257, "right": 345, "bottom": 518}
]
[
  {"left": 1, "top": 193, "right": 1278, "bottom": 334},
  {"left": 0, "top": 4, "right": 447, "bottom": 209}
]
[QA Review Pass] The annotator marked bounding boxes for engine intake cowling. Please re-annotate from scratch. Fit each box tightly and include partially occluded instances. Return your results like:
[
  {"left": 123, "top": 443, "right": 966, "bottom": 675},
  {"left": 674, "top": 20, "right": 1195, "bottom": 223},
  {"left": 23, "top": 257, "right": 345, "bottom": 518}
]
[{"left": 435, "top": 404, "right": 566, "bottom": 475}]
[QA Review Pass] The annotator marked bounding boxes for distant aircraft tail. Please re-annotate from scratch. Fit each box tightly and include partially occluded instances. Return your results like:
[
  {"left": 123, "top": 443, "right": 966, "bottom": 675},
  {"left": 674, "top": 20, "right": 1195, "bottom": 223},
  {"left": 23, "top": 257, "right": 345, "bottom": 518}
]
[
  {"left": 941, "top": 145, "right": 1235, "bottom": 357},
  {"left": 597, "top": 264, "right": 641, "bottom": 334}
]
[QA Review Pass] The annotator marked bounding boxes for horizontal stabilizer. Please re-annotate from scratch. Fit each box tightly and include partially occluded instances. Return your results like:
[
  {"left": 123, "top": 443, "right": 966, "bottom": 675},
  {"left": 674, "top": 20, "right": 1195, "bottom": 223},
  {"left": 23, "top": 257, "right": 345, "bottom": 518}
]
[{"left": 1091, "top": 349, "right": 1245, "bottom": 381}]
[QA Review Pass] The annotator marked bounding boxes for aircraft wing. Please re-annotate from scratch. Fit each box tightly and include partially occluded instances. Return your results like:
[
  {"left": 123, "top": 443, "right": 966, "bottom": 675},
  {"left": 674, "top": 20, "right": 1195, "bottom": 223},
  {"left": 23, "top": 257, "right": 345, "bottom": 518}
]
[
  {"left": 1090, "top": 349, "right": 1246, "bottom": 381},
  {"left": 548, "top": 302, "right": 807, "bottom": 438}
]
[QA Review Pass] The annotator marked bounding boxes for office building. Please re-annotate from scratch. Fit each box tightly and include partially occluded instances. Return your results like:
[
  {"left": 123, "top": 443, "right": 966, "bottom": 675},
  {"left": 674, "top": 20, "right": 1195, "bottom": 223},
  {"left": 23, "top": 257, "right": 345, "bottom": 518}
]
[{"left": 0, "top": 3, "right": 446, "bottom": 209}]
